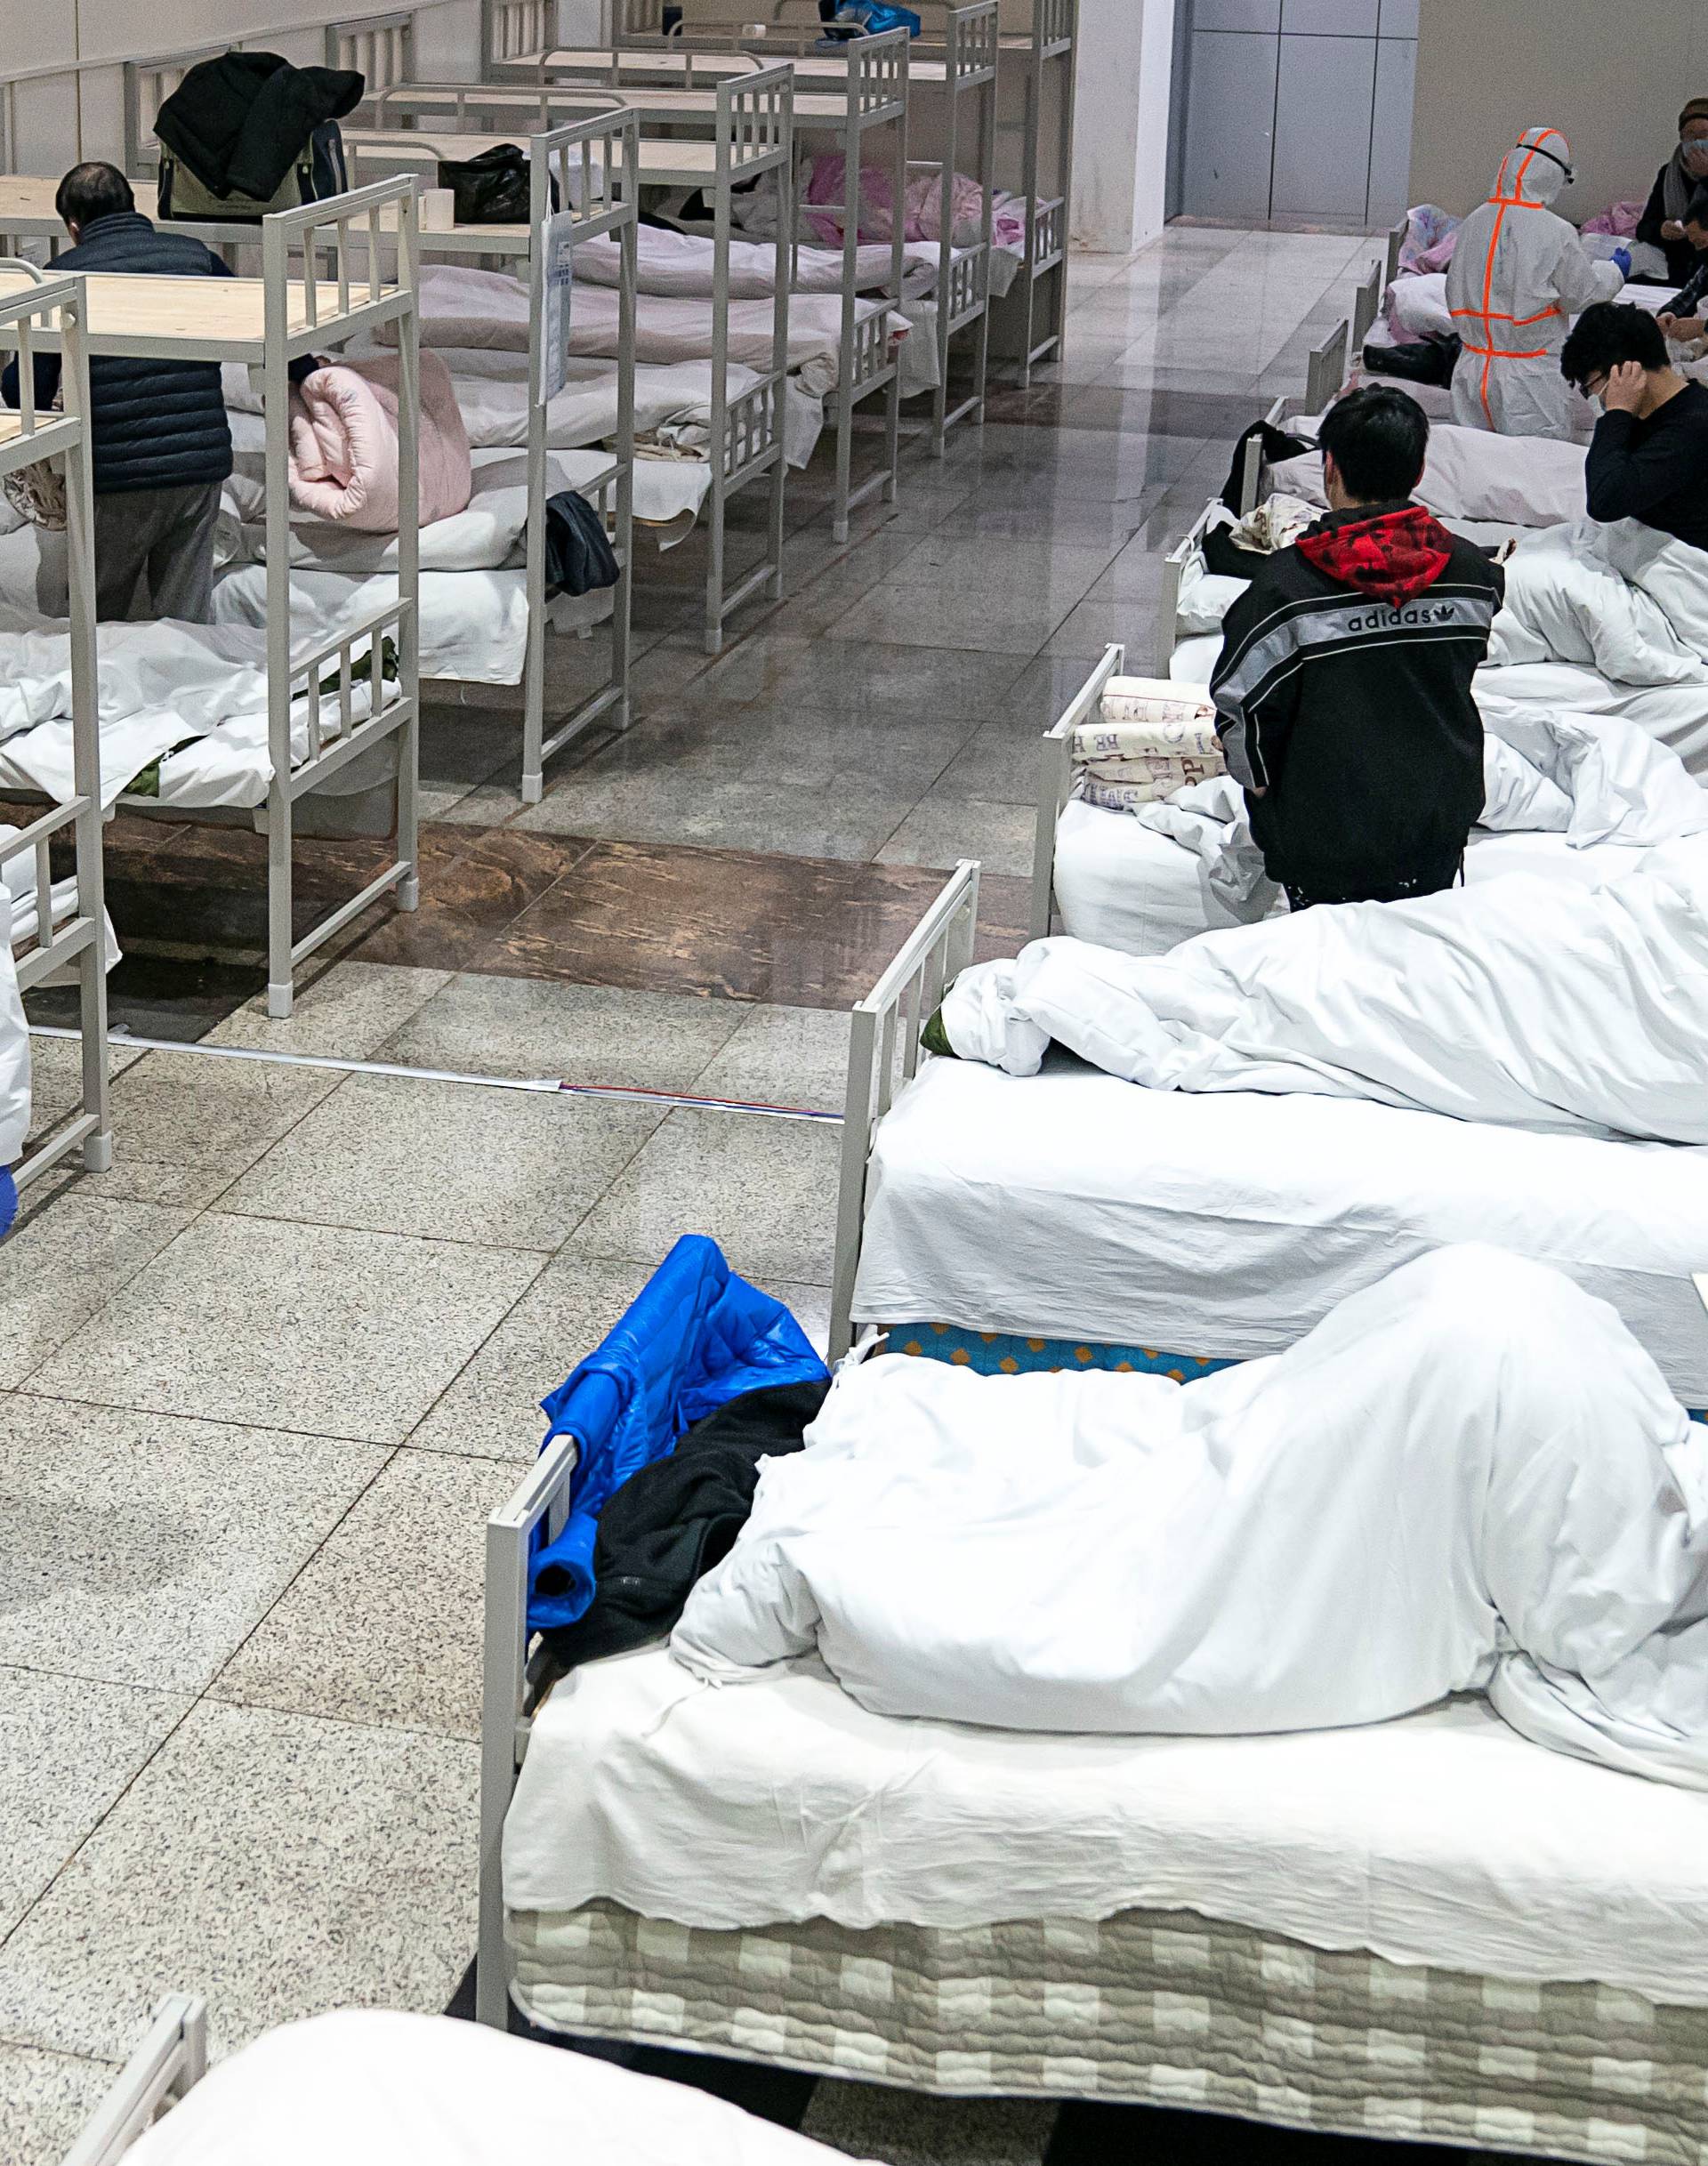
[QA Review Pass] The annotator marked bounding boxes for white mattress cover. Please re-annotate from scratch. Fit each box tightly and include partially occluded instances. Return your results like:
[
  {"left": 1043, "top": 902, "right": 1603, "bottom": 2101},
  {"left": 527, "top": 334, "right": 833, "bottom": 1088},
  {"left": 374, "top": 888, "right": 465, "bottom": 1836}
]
[
  {"left": 850, "top": 1057, "right": 1708, "bottom": 1404},
  {"left": 504, "top": 1647, "right": 1708, "bottom": 2005},
  {"left": 124, "top": 2009, "right": 858, "bottom": 2166}
]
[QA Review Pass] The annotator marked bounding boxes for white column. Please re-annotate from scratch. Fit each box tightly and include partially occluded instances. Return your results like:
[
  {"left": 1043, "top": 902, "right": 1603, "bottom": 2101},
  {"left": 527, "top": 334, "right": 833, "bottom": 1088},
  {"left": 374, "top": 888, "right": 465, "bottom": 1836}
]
[{"left": 1070, "top": 0, "right": 1177, "bottom": 254}]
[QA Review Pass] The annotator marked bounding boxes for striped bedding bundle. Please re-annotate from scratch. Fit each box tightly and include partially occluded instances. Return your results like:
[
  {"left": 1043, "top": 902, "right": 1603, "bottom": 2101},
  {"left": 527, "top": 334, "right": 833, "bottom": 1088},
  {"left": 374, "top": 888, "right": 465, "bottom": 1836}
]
[{"left": 1073, "top": 676, "right": 1225, "bottom": 811}]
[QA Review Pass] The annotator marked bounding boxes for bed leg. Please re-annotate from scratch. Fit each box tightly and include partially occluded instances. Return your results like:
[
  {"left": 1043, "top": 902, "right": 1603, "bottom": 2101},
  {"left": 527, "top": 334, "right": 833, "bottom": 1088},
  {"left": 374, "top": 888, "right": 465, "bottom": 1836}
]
[{"left": 399, "top": 873, "right": 420, "bottom": 911}]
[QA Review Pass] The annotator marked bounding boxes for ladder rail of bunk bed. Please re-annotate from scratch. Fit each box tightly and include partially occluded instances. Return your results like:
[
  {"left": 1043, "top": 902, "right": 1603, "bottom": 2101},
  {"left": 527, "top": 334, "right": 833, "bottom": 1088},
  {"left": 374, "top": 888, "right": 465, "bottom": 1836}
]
[
  {"left": 0, "top": 269, "right": 111, "bottom": 1189},
  {"left": 347, "top": 105, "right": 641, "bottom": 801}
]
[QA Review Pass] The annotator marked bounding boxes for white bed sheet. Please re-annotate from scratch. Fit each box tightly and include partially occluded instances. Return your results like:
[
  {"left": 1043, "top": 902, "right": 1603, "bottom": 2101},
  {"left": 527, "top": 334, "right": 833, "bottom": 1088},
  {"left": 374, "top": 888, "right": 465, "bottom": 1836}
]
[
  {"left": 1478, "top": 660, "right": 1708, "bottom": 777},
  {"left": 504, "top": 1646, "right": 1708, "bottom": 2006},
  {"left": 850, "top": 1054, "right": 1708, "bottom": 1403}
]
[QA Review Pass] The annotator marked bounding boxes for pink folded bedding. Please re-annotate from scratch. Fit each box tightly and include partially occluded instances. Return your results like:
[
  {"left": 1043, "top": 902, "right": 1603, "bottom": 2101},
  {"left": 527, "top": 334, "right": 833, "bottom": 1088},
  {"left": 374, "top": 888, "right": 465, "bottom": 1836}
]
[{"left": 288, "top": 350, "right": 472, "bottom": 532}]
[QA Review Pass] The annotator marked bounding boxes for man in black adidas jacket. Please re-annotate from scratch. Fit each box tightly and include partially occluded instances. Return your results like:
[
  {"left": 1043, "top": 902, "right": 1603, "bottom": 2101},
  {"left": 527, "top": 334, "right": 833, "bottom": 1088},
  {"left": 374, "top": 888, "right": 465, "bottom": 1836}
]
[
  {"left": 2, "top": 163, "right": 233, "bottom": 623},
  {"left": 1210, "top": 386, "right": 1504, "bottom": 910}
]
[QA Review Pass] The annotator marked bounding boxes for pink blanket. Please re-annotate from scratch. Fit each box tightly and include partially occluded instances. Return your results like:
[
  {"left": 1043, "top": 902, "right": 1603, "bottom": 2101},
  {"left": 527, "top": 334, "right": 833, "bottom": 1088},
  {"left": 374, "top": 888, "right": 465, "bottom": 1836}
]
[
  {"left": 288, "top": 350, "right": 471, "bottom": 532},
  {"left": 802, "top": 155, "right": 1024, "bottom": 253}
]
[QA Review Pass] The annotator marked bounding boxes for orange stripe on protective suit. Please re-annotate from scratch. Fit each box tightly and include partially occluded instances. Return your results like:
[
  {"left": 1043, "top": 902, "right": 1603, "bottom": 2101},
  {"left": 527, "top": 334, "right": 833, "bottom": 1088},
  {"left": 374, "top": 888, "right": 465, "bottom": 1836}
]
[{"left": 1474, "top": 129, "right": 1567, "bottom": 425}]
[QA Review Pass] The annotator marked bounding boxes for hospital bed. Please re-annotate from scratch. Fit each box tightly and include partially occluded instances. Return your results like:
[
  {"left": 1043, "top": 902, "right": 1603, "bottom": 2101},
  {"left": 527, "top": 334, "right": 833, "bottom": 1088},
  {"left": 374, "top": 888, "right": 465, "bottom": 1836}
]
[
  {"left": 485, "top": 0, "right": 1003, "bottom": 455},
  {"left": 476, "top": 1178, "right": 1708, "bottom": 2157},
  {"left": 0, "top": 184, "right": 422, "bottom": 1019},
  {"left": 504, "top": 0, "right": 1076, "bottom": 391},
  {"left": 0, "top": 272, "right": 111, "bottom": 1207},
  {"left": 347, "top": 31, "right": 913, "bottom": 546},
  {"left": 329, "top": 78, "right": 798, "bottom": 655}
]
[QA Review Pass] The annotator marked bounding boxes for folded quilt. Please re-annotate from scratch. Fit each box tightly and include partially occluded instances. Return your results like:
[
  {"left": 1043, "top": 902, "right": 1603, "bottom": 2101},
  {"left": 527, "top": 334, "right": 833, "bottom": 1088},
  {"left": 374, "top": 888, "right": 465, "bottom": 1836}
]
[
  {"left": 673, "top": 1245, "right": 1708, "bottom": 1793},
  {"left": 288, "top": 350, "right": 471, "bottom": 532},
  {"left": 937, "top": 833, "right": 1708, "bottom": 1141},
  {"left": 1073, "top": 678, "right": 1225, "bottom": 809},
  {"left": 1488, "top": 516, "right": 1708, "bottom": 686}
]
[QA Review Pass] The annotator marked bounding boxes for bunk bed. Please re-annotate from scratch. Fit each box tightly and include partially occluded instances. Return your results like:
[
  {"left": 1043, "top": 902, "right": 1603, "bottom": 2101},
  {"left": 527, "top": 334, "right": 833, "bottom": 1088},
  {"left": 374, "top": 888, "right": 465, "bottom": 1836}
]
[
  {"left": 0, "top": 270, "right": 110, "bottom": 1212},
  {"left": 0, "top": 181, "right": 423, "bottom": 1021}
]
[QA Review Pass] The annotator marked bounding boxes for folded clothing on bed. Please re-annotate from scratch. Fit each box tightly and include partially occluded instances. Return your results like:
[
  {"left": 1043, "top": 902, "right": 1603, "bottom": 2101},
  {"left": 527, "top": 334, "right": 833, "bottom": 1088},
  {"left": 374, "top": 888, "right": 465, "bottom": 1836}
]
[
  {"left": 675, "top": 1245, "right": 1708, "bottom": 1792},
  {"left": 288, "top": 350, "right": 471, "bottom": 532},
  {"left": 1073, "top": 677, "right": 1225, "bottom": 809}
]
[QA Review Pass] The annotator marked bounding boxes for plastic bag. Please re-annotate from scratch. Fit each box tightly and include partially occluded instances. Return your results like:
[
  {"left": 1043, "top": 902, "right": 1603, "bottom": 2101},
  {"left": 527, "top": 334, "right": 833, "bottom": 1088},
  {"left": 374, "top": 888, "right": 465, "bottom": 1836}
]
[{"left": 438, "top": 143, "right": 556, "bottom": 226}]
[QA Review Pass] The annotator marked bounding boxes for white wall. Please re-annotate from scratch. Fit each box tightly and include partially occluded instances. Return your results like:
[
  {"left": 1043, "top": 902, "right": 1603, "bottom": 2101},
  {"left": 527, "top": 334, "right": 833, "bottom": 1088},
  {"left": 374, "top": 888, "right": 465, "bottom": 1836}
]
[
  {"left": 1411, "top": 0, "right": 1708, "bottom": 221},
  {"left": 1072, "top": 0, "right": 1176, "bottom": 252}
]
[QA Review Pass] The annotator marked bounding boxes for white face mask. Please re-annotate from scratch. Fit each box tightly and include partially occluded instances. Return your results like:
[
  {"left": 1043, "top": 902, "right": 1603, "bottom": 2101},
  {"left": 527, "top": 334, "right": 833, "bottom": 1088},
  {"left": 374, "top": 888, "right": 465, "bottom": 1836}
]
[{"left": 1683, "top": 136, "right": 1708, "bottom": 171}]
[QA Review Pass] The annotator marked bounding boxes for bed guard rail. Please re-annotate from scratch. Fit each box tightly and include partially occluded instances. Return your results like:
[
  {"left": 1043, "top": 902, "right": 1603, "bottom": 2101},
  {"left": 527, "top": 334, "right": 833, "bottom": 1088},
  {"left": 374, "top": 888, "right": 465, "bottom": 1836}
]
[
  {"left": 947, "top": 0, "right": 1001, "bottom": 89},
  {"left": 259, "top": 174, "right": 421, "bottom": 350},
  {"left": 485, "top": 0, "right": 560, "bottom": 71},
  {"left": 478, "top": 1430, "right": 582, "bottom": 2028},
  {"left": 0, "top": 270, "right": 112, "bottom": 1187},
  {"left": 830, "top": 859, "right": 981, "bottom": 1360},
  {"left": 1035, "top": 0, "right": 1077, "bottom": 59},
  {"left": 1304, "top": 318, "right": 1349, "bottom": 414},
  {"left": 326, "top": 7, "right": 419, "bottom": 94},
  {"left": 284, "top": 600, "right": 415, "bottom": 791},
  {"left": 1385, "top": 211, "right": 1407, "bottom": 286},
  {"left": 62, "top": 1996, "right": 206, "bottom": 2166},
  {"left": 1351, "top": 257, "right": 1382, "bottom": 352},
  {"left": 1030, "top": 642, "right": 1124, "bottom": 941},
  {"left": 1156, "top": 495, "right": 1222, "bottom": 677}
]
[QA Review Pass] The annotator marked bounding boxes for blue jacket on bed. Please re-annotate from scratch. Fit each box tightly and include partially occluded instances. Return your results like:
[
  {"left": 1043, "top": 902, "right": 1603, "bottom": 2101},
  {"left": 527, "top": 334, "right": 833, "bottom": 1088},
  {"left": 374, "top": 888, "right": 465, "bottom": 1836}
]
[
  {"left": 0, "top": 212, "right": 234, "bottom": 495},
  {"left": 528, "top": 1236, "right": 827, "bottom": 1631}
]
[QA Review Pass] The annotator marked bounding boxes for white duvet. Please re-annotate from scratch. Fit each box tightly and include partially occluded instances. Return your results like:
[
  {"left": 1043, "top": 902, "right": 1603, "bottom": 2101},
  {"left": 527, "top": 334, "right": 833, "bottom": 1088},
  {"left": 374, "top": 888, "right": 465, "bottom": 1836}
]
[
  {"left": 1489, "top": 515, "right": 1708, "bottom": 687},
  {"left": 1269, "top": 424, "right": 1588, "bottom": 529},
  {"left": 675, "top": 1246, "right": 1708, "bottom": 1792},
  {"left": 0, "top": 605, "right": 383, "bottom": 809},
  {"left": 943, "top": 834, "right": 1708, "bottom": 1143}
]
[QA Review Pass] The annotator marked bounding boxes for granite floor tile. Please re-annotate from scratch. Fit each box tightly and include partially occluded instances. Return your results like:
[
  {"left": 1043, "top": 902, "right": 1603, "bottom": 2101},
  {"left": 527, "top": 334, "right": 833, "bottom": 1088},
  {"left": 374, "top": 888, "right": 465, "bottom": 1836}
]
[
  {"left": 690, "top": 637, "right": 1031, "bottom": 725},
  {"left": 1044, "top": 596, "right": 1163, "bottom": 661},
  {"left": 30, "top": 1212, "right": 542, "bottom": 1445},
  {"left": 19, "top": 1036, "right": 147, "bottom": 1139},
  {"left": 814, "top": 585, "right": 1066, "bottom": 656},
  {"left": 0, "top": 1397, "right": 385, "bottom": 1692},
  {"left": 889, "top": 534, "right": 1124, "bottom": 611},
  {"left": 222, "top": 1071, "right": 660, "bottom": 1251},
  {"left": 691, "top": 1003, "right": 855, "bottom": 1115},
  {"left": 86, "top": 1045, "right": 342, "bottom": 1211},
  {"left": 380, "top": 973, "right": 746, "bottom": 1089},
  {"left": 877, "top": 795, "right": 1040, "bottom": 880},
  {"left": 511, "top": 767, "right": 920, "bottom": 862},
  {"left": 1003, "top": 652, "right": 1132, "bottom": 730},
  {"left": 0, "top": 1192, "right": 194, "bottom": 1390},
  {"left": 575, "top": 1107, "right": 842, "bottom": 1285},
  {"left": 204, "top": 961, "right": 453, "bottom": 1059},
  {"left": 0, "top": 2044, "right": 118, "bottom": 2166},
  {"left": 212, "top": 1448, "right": 520, "bottom": 1740},
  {"left": 406, "top": 1247, "right": 658, "bottom": 1461},
  {"left": 931, "top": 721, "right": 1050, "bottom": 807},
  {"left": 0, "top": 1667, "right": 189, "bottom": 1937},
  {"left": 556, "top": 703, "right": 977, "bottom": 800},
  {"left": 0, "top": 1701, "right": 479, "bottom": 2063}
]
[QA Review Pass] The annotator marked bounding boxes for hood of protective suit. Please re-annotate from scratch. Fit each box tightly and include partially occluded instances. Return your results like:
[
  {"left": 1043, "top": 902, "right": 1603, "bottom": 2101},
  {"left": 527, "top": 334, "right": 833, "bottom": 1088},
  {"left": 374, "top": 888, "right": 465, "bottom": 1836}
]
[{"left": 1490, "top": 127, "right": 1572, "bottom": 209}]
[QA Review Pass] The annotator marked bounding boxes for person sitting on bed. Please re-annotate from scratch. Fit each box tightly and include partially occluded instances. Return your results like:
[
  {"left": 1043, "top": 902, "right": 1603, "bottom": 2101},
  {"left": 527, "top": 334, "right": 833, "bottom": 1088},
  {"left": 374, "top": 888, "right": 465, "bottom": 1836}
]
[
  {"left": 1650, "top": 189, "right": 1708, "bottom": 340},
  {"left": 0, "top": 161, "right": 233, "bottom": 624},
  {"left": 1560, "top": 302, "right": 1708, "bottom": 553},
  {"left": 1637, "top": 99, "right": 1708, "bottom": 289},
  {"left": 1209, "top": 386, "right": 1504, "bottom": 913}
]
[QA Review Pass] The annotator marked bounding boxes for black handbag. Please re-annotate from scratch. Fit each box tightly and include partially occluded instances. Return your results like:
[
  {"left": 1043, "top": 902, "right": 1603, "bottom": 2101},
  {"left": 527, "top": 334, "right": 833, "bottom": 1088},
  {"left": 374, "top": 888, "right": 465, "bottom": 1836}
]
[{"left": 437, "top": 143, "right": 557, "bottom": 225}]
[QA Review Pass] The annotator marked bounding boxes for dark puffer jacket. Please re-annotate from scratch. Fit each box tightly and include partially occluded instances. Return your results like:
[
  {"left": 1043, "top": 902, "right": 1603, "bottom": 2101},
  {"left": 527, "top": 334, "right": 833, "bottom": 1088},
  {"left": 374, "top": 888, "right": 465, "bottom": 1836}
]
[{"left": 0, "top": 213, "right": 233, "bottom": 495}]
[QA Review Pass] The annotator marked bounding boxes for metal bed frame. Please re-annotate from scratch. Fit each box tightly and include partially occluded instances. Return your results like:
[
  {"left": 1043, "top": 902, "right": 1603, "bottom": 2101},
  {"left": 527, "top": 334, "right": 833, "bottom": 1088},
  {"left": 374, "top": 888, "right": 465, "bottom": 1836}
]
[
  {"left": 1385, "top": 210, "right": 1408, "bottom": 286},
  {"left": 1350, "top": 256, "right": 1382, "bottom": 353},
  {"left": 1, "top": 182, "right": 425, "bottom": 1020},
  {"left": 62, "top": 1995, "right": 206, "bottom": 2166},
  {"left": 1028, "top": 639, "right": 1123, "bottom": 940},
  {"left": 341, "top": 68, "right": 795, "bottom": 654},
  {"left": 346, "top": 111, "right": 639, "bottom": 801},
  {"left": 0, "top": 271, "right": 112, "bottom": 1190},
  {"left": 415, "top": 32, "right": 912, "bottom": 544},
  {"left": 489, "top": 0, "right": 999, "bottom": 457},
  {"left": 475, "top": 857, "right": 979, "bottom": 2025}
]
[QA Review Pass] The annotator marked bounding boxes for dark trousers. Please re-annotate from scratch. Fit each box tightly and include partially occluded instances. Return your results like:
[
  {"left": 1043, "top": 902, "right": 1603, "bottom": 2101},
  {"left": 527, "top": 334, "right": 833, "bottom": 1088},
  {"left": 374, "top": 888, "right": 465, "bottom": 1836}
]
[
  {"left": 1285, "top": 859, "right": 1464, "bottom": 913},
  {"left": 39, "top": 480, "right": 222, "bottom": 624}
]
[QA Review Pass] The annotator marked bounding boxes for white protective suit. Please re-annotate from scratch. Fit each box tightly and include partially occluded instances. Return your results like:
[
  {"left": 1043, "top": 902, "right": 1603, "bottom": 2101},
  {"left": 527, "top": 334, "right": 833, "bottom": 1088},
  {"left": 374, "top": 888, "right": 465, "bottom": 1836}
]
[{"left": 1446, "top": 127, "right": 1623, "bottom": 439}]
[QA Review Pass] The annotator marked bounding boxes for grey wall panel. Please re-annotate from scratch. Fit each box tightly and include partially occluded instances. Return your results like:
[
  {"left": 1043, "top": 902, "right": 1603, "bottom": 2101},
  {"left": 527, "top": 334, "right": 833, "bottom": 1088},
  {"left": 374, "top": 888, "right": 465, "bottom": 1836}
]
[
  {"left": 1194, "top": 0, "right": 1282, "bottom": 32},
  {"left": 1270, "top": 32, "right": 1377, "bottom": 216},
  {"left": 1282, "top": 0, "right": 1379, "bottom": 33},
  {"left": 1181, "top": 29, "right": 1280, "bottom": 219},
  {"left": 1368, "top": 36, "right": 1418, "bottom": 222},
  {"left": 1378, "top": 0, "right": 1419, "bottom": 34}
]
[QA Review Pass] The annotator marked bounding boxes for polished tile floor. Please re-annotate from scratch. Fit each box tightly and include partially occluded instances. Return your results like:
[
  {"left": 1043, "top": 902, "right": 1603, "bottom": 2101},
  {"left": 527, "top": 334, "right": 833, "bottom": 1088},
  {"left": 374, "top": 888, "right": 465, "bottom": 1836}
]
[{"left": 0, "top": 225, "right": 1383, "bottom": 2162}]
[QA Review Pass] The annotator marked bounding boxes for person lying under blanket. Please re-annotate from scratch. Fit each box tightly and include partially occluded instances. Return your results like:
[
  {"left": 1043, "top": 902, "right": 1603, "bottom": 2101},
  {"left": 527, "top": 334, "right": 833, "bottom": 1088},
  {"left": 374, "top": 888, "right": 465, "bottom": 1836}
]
[
  {"left": 672, "top": 1244, "right": 1708, "bottom": 1793},
  {"left": 1210, "top": 386, "right": 1503, "bottom": 911}
]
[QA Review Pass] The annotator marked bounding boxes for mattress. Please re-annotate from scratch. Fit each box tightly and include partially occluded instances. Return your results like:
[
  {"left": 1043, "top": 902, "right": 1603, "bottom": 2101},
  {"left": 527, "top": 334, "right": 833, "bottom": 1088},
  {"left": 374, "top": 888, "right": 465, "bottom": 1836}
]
[
  {"left": 509, "top": 1895, "right": 1708, "bottom": 2156},
  {"left": 850, "top": 1055, "right": 1708, "bottom": 1403},
  {"left": 1052, "top": 803, "right": 1634, "bottom": 957},
  {"left": 504, "top": 1647, "right": 1708, "bottom": 2003}
]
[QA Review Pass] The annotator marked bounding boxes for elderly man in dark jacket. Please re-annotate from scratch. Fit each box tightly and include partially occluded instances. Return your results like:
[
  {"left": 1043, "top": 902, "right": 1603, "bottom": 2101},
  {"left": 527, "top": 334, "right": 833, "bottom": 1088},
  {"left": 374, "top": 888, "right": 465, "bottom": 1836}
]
[{"left": 2, "top": 162, "right": 234, "bottom": 623}]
